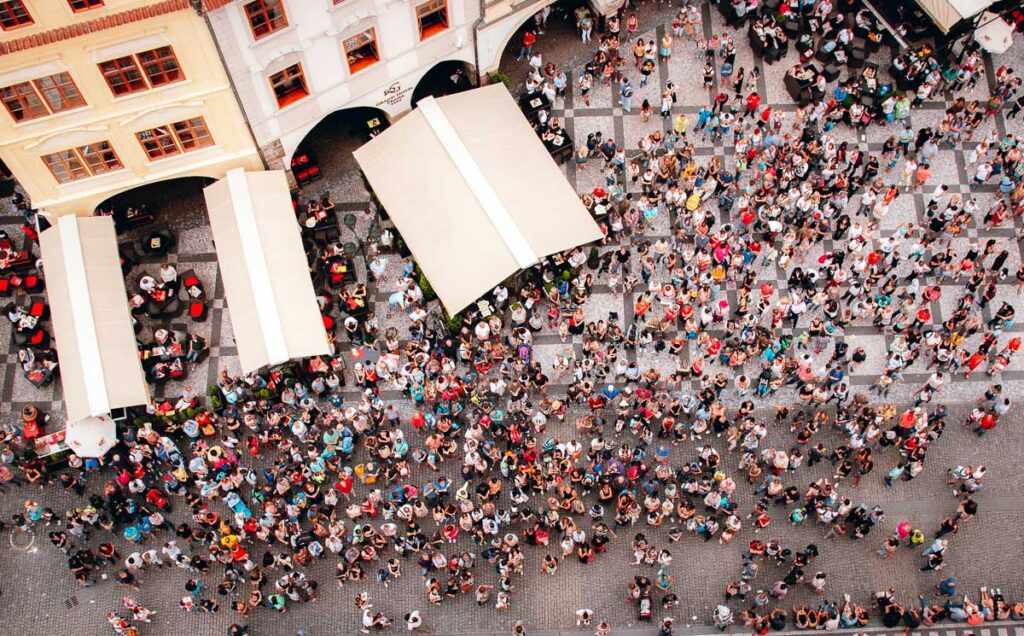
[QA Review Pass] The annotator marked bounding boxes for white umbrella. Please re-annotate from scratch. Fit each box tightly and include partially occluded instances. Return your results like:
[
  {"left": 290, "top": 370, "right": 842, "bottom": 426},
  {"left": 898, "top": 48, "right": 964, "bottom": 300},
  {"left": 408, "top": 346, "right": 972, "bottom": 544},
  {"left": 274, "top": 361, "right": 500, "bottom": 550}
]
[
  {"left": 64, "top": 415, "right": 117, "bottom": 458},
  {"left": 974, "top": 12, "right": 1014, "bottom": 55}
]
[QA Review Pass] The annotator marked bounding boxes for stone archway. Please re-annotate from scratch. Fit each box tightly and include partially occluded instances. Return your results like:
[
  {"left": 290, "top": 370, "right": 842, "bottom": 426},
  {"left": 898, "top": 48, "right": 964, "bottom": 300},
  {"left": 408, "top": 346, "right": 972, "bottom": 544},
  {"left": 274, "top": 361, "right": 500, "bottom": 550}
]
[{"left": 411, "top": 60, "right": 478, "bottom": 107}]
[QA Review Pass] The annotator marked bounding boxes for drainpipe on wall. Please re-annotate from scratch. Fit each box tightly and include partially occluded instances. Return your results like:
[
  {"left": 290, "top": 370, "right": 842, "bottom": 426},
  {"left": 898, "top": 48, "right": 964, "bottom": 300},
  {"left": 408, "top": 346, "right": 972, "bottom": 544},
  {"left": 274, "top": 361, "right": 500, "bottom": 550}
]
[
  {"left": 192, "top": 0, "right": 270, "bottom": 171},
  {"left": 473, "top": 0, "right": 486, "bottom": 86}
]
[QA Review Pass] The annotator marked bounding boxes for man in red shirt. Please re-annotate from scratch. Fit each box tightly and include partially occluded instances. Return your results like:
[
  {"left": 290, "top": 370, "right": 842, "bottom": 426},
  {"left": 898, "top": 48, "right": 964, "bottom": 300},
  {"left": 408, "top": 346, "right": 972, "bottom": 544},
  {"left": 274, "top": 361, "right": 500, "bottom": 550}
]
[
  {"left": 518, "top": 30, "right": 537, "bottom": 61},
  {"left": 744, "top": 91, "right": 761, "bottom": 119}
]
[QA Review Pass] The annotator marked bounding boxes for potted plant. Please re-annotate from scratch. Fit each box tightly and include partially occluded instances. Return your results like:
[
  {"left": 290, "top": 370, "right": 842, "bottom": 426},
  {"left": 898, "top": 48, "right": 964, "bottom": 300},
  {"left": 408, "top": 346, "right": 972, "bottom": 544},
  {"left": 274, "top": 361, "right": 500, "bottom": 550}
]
[
  {"left": 418, "top": 272, "right": 437, "bottom": 301},
  {"left": 490, "top": 72, "right": 512, "bottom": 89}
]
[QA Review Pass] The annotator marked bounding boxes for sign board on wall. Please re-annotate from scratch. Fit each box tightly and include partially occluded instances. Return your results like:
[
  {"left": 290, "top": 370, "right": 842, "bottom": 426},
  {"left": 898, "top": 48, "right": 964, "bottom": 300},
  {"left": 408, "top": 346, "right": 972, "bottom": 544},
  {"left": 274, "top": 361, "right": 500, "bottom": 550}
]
[{"left": 375, "top": 81, "right": 414, "bottom": 109}]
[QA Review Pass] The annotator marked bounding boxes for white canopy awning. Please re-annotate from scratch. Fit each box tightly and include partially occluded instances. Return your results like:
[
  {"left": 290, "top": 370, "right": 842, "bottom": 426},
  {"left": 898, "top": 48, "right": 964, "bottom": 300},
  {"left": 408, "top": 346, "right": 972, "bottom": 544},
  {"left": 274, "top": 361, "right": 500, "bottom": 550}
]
[
  {"left": 974, "top": 12, "right": 1014, "bottom": 53},
  {"left": 354, "top": 84, "right": 603, "bottom": 315},
  {"left": 203, "top": 169, "right": 330, "bottom": 374},
  {"left": 915, "top": 0, "right": 991, "bottom": 32},
  {"left": 64, "top": 415, "right": 117, "bottom": 458},
  {"left": 39, "top": 215, "right": 149, "bottom": 423}
]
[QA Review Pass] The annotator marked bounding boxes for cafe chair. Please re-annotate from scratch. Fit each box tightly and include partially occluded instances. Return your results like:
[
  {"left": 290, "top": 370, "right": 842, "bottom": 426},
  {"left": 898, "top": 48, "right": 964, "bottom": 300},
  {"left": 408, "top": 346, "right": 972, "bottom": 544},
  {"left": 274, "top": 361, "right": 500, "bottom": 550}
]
[
  {"left": 782, "top": 18, "right": 802, "bottom": 39},
  {"left": 26, "top": 298, "right": 48, "bottom": 321},
  {"left": 189, "top": 299, "right": 209, "bottom": 321},
  {"left": 15, "top": 328, "right": 49, "bottom": 349},
  {"left": 164, "top": 297, "right": 183, "bottom": 318},
  {"left": 22, "top": 273, "right": 42, "bottom": 293},
  {"left": 848, "top": 42, "right": 869, "bottom": 70},
  {"left": 119, "top": 242, "right": 140, "bottom": 274},
  {"left": 28, "top": 329, "right": 49, "bottom": 349}
]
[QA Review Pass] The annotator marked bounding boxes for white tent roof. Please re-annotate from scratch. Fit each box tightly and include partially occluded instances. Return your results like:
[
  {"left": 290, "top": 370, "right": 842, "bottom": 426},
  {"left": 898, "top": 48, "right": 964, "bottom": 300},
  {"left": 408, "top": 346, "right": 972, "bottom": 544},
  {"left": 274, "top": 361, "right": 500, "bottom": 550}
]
[
  {"left": 974, "top": 12, "right": 1014, "bottom": 53},
  {"left": 39, "top": 215, "right": 149, "bottom": 423},
  {"left": 916, "top": 0, "right": 991, "bottom": 32},
  {"left": 64, "top": 415, "right": 117, "bottom": 458},
  {"left": 203, "top": 169, "right": 330, "bottom": 374},
  {"left": 354, "top": 84, "right": 603, "bottom": 315}
]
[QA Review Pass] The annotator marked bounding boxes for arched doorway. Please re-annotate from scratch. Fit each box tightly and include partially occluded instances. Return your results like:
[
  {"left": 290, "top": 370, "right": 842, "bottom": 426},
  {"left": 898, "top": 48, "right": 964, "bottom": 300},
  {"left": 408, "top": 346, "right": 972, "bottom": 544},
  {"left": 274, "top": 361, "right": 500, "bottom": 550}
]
[
  {"left": 493, "top": 0, "right": 570, "bottom": 77},
  {"left": 290, "top": 106, "right": 390, "bottom": 190},
  {"left": 411, "top": 60, "right": 477, "bottom": 107},
  {"left": 93, "top": 176, "right": 214, "bottom": 234}
]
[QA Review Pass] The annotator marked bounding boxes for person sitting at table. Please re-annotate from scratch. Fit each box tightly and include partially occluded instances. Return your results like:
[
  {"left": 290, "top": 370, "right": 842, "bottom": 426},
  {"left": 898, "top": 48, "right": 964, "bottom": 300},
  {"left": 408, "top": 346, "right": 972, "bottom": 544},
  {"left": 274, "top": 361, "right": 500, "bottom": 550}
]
[
  {"left": 149, "top": 358, "right": 184, "bottom": 383},
  {"left": 217, "top": 370, "right": 244, "bottom": 404},
  {"left": 5, "top": 303, "right": 38, "bottom": 334},
  {"left": 22, "top": 350, "right": 58, "bottom": 388},
  {"left": 17, "top": 347, "right": 35, "bottom": 371},
  {"left": 788, "top": 65, "right": 814, "bottom": 82},
  {"left": 541, "top": 122, "right": 566, "bottom": 145},
  {"left": 854, "top": 9, "right": 877, "bottom": 32},
  {"left": 128, "top": 293, "right": 146, "bottom": 315},
  {"left": 862, "top": 65, "right": 878, "bottom": 92},
  {"left": 19, "top": 405, "right": 48, "bottom": 441},
  {"left": 175, "top": 384, "right": 198, "bottom": 411},
  {"left": 6, "top": 303, "right": 26, "bottom": 325},
  {"left": 344, "top": 283, "right": 369, "bottom": 314},
  {"left": 752, "top": 18, "right": 785, "bottom": 52},
  {"left": 159, "top": 263, "right": 178, "bottom": 288},
  {"left": 307, "top": 198, "right": 324, "bottom": 220},
  {"left": 320, "top": 193, "right": 335, "bottom": 216},
  {"left": 153, "top": 328, "right": 175, "bottom": 349},
  {"left": 140, "top": 275, "right": 156, "bottom": 293}
]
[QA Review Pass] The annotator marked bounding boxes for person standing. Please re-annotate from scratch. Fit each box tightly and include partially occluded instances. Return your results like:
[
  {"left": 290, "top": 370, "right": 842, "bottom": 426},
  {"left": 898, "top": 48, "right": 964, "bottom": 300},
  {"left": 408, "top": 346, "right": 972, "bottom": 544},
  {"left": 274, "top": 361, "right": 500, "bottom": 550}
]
[
  {"left": 576, "top": 608, "right": 594, "bottom": 625},
  {"left": 404, "top": 610, "right": 422, "bottom": 632},
  {"left": 620, "top": 78, "right": 634, "bottom": 113},
  {"left": 517, "top": 30, "right": 536, "bottom": 61},
  {"left": 1007, "top": 94, "right": 1024, "bottom": 119}
]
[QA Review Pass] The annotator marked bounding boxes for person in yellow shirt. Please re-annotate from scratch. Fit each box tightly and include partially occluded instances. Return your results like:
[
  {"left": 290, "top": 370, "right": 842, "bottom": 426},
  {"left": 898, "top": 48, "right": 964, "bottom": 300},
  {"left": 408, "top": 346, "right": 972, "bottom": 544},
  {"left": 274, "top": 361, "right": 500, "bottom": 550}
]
[{"left": 673, "top": 113, "right": 689, "bottom": 135}]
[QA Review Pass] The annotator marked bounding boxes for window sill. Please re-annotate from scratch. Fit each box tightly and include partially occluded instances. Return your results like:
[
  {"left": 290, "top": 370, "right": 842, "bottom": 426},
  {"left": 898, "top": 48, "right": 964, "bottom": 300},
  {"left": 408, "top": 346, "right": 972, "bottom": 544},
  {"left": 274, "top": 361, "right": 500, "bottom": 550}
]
[
  {"left": 144, "top": 144, "right": 219, "bottom": 167},
  {"left": 9, "top": 104, "right": 93, "bottom": 129},
  {"left": 275, "top": 93, "right": 312, "bottom": 112},
  {"left": 418, "top": 24, "right": 449, "bottom": 41},
  {"left": 109, "top": 78, "right": 192, "bottom": 104},
  {"left": 250, "top": 23, "right": 298, "bottom": 47},
  {"left": 0, "top": 23, "right": 36, "bottom": 34},
  {"left": 347, "top": 58, "right": 380, "bottom": 76},
  {"left": 54, "top": 168, "right": 127, "bottom": 189}
]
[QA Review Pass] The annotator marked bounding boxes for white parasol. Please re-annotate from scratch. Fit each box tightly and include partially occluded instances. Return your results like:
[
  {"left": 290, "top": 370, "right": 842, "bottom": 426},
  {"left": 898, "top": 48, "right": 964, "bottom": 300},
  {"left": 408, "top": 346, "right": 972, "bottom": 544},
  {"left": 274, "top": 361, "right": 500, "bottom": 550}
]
[
  {"left": 974, "top": 12, "right": 1014, "bottom": 55},
  {"left": 64, "top": 415, "right": 117, "bottom": 458}
]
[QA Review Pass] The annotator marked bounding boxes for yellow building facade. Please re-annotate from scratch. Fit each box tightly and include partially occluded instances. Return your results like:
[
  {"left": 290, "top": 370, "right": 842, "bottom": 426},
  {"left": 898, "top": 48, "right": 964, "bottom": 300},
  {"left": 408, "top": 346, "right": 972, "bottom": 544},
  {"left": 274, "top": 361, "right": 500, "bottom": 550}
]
[{"left": 0, "top": 0, "right": 262, "bottom": 217}]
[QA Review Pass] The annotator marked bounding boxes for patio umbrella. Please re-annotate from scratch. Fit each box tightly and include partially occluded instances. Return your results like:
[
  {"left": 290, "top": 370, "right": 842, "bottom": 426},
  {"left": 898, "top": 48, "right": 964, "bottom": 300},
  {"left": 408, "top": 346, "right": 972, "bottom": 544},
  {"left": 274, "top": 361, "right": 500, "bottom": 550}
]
[
  {"left": 974, "top": 13, "right": 1014, "bottom": 54},
  {"left": 64, "top": 415, "right": 117, "bottom": 458}
]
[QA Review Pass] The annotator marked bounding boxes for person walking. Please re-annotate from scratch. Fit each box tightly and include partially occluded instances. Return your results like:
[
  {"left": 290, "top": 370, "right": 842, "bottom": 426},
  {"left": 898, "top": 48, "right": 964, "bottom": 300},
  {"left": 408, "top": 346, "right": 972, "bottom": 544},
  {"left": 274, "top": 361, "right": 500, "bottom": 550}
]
[
  {"left": 404, "top": 610, "right": 422, "bottom": 632},
  {"left": 619, "top": 78, "right": 634, "bottom": 113}
]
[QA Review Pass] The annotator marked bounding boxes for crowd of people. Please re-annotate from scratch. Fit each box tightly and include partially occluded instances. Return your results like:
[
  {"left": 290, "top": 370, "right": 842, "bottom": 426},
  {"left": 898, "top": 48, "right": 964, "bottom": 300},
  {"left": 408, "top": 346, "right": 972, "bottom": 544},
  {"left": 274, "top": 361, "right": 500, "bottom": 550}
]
[{"left": 0, "top": 1, "right": 1022, "bottom": 635}]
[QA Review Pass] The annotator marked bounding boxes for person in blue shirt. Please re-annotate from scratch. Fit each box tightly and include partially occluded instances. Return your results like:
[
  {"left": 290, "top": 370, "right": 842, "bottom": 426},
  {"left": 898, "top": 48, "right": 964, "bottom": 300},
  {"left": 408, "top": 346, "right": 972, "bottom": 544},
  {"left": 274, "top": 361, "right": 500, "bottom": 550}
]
[
  {"left": 826, "top": 367, "right": 844, "bottom": 389},
  {"left": 694, "top": 106, "right": 712, "bottom": 132},
  {"left": 601, "top": 384, "right": 620, "bottom": 401},
  {"left": 619, "top": 78, "right": 634, "bottom": 112}
]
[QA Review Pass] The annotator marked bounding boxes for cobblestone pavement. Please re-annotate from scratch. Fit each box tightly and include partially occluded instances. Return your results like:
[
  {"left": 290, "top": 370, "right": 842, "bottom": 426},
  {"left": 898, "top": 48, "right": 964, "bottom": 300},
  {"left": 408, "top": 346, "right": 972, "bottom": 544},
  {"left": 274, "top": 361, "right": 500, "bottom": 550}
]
[{"left": 0, "top": 2, "right": 1022, "bottom": 635}]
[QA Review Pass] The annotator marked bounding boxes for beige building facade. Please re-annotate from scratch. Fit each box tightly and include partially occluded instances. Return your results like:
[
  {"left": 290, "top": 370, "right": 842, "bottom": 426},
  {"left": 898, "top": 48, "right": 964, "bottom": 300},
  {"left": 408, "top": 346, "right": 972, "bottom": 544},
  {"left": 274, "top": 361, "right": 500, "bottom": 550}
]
[
  {"left": 203, "top": 0, "right": 623, "bottom": 168},
  {"left": 0, "top": 0, "right": 263, "bottom": 217}
]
